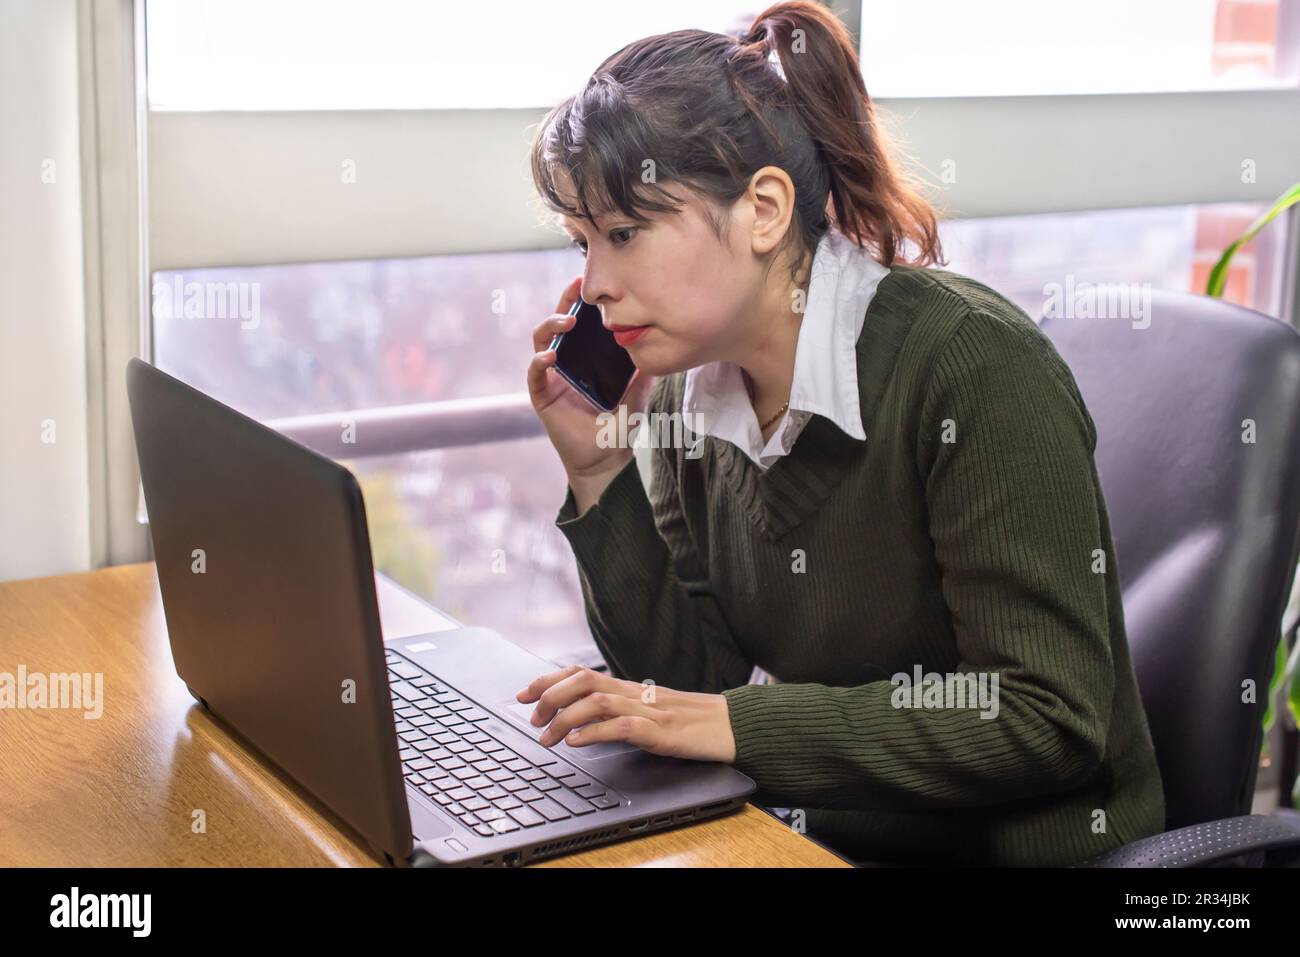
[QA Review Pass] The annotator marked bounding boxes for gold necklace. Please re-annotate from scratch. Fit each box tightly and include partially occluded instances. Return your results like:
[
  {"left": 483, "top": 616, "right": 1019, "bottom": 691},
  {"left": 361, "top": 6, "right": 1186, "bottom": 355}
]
[{"left": 759, "top": 399, "right": 790, "bottom": 432}]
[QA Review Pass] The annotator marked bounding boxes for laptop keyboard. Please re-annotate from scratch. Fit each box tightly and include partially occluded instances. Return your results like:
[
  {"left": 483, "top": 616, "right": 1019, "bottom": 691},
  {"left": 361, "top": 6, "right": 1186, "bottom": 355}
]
[{"left": 385, "top": 650, "right": 624, "bottom": 838}]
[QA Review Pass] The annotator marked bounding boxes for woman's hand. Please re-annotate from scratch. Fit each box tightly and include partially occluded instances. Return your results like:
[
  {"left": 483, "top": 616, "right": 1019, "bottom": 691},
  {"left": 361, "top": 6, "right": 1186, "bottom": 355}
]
[
  {"left": 527, "top": 275, "right": 656, "bottom": 479},
  {"left": 515, "top": 664, "right": 736, "bottom": 764}
]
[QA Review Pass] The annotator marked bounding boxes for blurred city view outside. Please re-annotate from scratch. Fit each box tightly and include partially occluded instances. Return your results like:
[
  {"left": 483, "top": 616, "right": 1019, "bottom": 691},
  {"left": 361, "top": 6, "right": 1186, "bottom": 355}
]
[
  {"left": 859, "top": 0, "right": 1293, "bottom": 97},
  {"left": 146, "top": 0, "right": 1292, "bottom": 111},
  {"left": 152, "top": 200, "right": 1287, "bottom": 663},
  {"left": 944, "top": 203, "right": 1289, "bottom": 321},
  {"left": 153, "top": 245, "right": 595, "bottom": 662}
]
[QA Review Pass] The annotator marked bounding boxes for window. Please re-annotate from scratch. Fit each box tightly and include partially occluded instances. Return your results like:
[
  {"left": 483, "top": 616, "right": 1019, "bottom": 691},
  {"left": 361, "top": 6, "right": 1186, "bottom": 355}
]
[
  {"left": 859, "top": 0, "right": 1300, "bottom": 97},
  {"left": 939, "top": 202, "right": 1293, "bottom": 322},
  {"left": 145, "top": 0, "right": 765, "bottom": 111},
  {"left": 152, "top": 248, "right": 583, "bottom": 418},
  {"left": 151, "top": 245, "right": 591, "bottom": 662},
  {"left": 150, "top": 199, "right": 1291, "bottom": 661}
]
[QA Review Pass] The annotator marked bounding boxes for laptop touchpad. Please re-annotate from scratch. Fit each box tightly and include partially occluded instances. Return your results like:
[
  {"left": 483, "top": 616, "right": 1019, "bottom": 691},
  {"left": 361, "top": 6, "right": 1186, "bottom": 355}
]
[{"left": 498, "top": 700, "right": 640, "bottom": 760}]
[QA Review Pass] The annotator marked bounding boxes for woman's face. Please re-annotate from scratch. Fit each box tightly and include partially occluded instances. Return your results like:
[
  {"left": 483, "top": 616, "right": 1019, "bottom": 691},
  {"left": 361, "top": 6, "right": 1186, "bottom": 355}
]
[{"left": 558, "top": 183, "right": 772, "bottom": 377}]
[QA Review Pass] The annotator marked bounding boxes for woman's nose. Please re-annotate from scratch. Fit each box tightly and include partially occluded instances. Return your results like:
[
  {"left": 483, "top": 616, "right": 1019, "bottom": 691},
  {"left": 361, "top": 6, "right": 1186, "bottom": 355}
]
[{"left": 581, "top": 262, "right": 619, "bottom": 307}]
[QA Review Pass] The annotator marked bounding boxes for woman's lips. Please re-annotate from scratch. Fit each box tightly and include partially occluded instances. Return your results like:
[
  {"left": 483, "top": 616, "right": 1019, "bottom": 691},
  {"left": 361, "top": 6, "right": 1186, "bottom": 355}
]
[{"left": 609, "top": 325, "right": 651, "bottom": 347}]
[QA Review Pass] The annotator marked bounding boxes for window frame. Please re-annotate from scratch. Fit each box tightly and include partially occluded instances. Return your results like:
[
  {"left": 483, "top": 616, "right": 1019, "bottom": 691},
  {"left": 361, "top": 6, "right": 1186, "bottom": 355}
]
[{"left": 128, "top": 0, "right": 1300, "bottom": 538}]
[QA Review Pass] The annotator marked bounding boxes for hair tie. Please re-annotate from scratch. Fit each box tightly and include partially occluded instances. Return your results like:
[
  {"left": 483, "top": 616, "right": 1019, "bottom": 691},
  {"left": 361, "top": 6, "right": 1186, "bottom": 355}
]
[{"left": 767, "top": 45, "right": 787, "bottom": 82}]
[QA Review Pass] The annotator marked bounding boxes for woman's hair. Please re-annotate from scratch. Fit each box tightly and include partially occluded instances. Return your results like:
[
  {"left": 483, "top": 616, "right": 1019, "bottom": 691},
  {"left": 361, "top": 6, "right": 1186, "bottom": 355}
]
[{"left": 530, "top": 0, "right": 945, "bottom": 282}]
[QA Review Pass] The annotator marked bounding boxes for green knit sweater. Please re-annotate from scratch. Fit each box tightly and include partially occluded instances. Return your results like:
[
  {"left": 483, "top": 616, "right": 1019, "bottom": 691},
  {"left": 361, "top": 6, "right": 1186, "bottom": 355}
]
[{"left": 554, "top": 263, "right": 1166, "bottom": 866}]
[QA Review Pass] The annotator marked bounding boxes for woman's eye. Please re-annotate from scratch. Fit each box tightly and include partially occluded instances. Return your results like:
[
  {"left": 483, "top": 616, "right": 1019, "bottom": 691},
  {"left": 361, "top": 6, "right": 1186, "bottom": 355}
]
[{"left": 568, "top": 228, "right": 634, "bottom": 256}]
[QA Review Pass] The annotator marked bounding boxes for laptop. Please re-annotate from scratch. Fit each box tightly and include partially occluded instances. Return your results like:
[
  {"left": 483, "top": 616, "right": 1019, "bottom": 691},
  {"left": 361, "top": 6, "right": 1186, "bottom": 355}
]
[{"left": 125, "top": 358, "right": 756, "bottom": 867}]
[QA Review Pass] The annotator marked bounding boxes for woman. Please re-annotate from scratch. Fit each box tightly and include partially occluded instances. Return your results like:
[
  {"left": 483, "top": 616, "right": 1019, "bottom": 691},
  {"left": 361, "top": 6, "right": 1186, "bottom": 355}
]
[{"left": 517, "top": 1, "right": 1165, "bottom": 866}]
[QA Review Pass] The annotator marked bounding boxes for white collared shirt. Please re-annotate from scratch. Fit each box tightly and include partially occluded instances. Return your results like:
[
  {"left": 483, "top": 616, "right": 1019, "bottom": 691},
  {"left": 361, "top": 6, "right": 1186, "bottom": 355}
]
[{"left": 681, "top": 227, "right": 891, "bottom": 470}]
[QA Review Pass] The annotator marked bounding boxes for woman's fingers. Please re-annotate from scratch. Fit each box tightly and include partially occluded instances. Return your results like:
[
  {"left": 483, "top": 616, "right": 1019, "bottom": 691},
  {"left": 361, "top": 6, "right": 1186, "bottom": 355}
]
[
  {"left": 554, "top": 274, "right": 583, "bottom": 315},
  {"left": 515, "top": 664, "right": 585, "bottom": 704},
  {"left": 537, "top": 691, "right": 659, "bottom": 747},
  {"left": 529, "top": 275, "right": 582, "bottom": 361},
  {"left": 530, "top": 667, "right": 604, "bottom": 726},
  {"left": 526, "top": 348, "right": 559, "bottom": 401},
  {"left": 531, "top": 311, "right": 575, "bottom": 354},
  {"left": 561, "top": 712, "right": 658, "bottom": 750},
  {"left": 523, "top": 666, "right": 643, "bottom": 727}
]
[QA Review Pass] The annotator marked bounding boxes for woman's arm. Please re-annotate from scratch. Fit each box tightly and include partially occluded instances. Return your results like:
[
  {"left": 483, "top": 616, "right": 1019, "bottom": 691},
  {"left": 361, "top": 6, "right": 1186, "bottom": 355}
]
[
  {"left": 721, "top": 311, "right": 1117, "bottom": 811},
  {"left": 554, "top": 377, "right": 754, "bottom": 694}
]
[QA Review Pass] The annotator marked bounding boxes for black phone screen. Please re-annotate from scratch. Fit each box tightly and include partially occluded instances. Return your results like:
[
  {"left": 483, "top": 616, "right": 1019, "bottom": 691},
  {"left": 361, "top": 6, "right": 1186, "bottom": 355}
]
[{"left": 552, "top": 299, "right": 637, "bottom": 412}]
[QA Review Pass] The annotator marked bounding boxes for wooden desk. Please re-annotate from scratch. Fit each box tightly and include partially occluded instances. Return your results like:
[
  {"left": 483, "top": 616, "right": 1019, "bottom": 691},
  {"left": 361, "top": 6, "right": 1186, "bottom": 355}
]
[{"left": 0, "top": 563, "right": 848, "bottom": 868}]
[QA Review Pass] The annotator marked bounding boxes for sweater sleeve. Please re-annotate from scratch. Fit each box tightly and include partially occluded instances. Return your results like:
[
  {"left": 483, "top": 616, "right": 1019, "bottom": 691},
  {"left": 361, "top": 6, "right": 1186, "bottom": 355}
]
[
  {"left": 554, "top": 379, "right": 753, "bottom": 693},
  {"left": 721, "top": 309, "right": 1115, "bottom": 812}
]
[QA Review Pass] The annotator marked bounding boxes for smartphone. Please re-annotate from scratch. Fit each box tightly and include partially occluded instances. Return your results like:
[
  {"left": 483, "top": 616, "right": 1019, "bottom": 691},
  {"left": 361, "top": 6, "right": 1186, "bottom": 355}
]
[{"left": 547, "top": 297, "right": 637, "bottom": 413}]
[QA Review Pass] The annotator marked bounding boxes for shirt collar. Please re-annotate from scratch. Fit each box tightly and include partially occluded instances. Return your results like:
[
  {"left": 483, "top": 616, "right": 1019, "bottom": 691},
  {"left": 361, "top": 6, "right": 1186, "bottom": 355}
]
[{"left": 682, "top": 227, "right": 890, "bottom": 454}]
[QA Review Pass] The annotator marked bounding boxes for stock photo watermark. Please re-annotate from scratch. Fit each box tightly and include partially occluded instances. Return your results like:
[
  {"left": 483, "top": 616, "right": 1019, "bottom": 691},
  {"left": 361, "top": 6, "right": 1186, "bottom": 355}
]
[
  {"left": 151, "top": 273, "right": 262, "bottom": 330},
  {"left": 1042, "top": 275, "right": 1152, "bottom": 330},
  {"left": 49, "top": 888, "right": 150, "bottom": 937},
  {"left": 595, "top": 407, "right": 707, "bottom": 459},
  {"left": 0, "top": 665, "right": 103, "bottom": 719},
  {"left": 890, "top": 665, "right": 1000, "bottom": 720}
]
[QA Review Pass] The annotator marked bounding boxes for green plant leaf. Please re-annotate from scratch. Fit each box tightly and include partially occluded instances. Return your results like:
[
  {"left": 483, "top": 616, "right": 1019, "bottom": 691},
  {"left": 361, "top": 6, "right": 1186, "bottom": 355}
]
[
  {"left": 1206, "top": 181, "right": 1300, "bottom": 298},
  {"left": 1286, "top": 634, "right": 1300, "bottom": 728},
  {"left": 1261, "top": 632, "right": 1288, "bottom": 758}
]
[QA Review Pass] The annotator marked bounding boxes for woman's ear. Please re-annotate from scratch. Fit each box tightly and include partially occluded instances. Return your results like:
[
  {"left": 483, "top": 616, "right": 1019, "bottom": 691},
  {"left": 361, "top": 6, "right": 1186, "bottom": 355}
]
[{"left": 745, "top": 165, "right": 797, "bottom": 256}]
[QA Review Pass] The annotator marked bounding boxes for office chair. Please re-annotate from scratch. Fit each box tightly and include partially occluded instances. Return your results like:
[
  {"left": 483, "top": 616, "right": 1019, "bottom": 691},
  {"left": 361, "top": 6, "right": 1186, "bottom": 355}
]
[{"left": 1039, "top": 287, "right": 1300, "bottom": 867}]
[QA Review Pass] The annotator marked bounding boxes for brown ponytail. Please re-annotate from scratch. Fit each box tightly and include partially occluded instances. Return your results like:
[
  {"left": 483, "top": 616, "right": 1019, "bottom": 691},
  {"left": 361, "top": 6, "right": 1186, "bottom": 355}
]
[
  {"left": 531, "top": 0, "right": 945, "bottom": 279},
  {"left": 735, "top": 2, "right": 944, "bottom": 269}
]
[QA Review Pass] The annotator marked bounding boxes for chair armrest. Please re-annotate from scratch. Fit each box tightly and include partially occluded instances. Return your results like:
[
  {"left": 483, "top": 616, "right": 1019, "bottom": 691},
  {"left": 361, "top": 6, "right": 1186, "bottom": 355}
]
[{"left": 1075, "top": 813, "right": 1300, "bottom": 867}]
